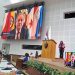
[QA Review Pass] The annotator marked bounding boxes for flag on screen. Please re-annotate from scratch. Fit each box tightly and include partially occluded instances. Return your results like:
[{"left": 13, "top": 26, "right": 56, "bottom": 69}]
[
  {"left": 10, "top": 11, "right": 15, "bottom": 30},
  {"left": 1, "top": 12, "right": 11, "bottom": 39},
  {"left": 2, "top": 12, "right": 11, "bottom": 32},
  {"left": 35, "top": 5, "right": 44, "bottom": 38}
]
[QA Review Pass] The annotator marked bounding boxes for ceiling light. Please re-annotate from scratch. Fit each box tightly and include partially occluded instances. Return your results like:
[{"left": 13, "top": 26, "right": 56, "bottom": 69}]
[{"left": 10, "top": 0, "right": 22, "bottom": 4}]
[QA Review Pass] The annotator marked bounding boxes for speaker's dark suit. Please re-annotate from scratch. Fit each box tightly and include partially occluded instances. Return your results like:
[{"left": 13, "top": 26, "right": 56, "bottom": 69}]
[{"left": 7, "top": 27, "right": 29, "bottom": 39}]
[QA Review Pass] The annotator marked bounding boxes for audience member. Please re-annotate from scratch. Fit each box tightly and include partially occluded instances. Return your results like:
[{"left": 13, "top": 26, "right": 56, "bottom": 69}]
[
  {"left": 0, "top": 51, "right": 2, "bottom": 62},
  {"left": 35, "top": 51, "right": 38, "bottom": 58},
  {"left": 23, "top": 53, "right": 29, "bottom": 62}
]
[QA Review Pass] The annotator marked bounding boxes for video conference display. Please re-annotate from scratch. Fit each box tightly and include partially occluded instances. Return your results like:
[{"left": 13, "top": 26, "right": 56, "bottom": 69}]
[
  {"left": 1, "top": 4, "right": 44, "bottom": 40},
  {"left": 65, "top": 52, "right": 75, "bottom": 64}
]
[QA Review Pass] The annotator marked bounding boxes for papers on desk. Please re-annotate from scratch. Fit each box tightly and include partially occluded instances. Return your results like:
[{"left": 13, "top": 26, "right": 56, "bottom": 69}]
[
  {"left": 1, "top": 59, "right": 7, "bottom": 62},
  {"left": 0, "top": 59, "right": 25, "bottom": 75},
  {"left": 0, "top": 61, "right": 14, "bottom": 68},
  {"left": 0, "top": 69, "right": 12, "bottom": 73},
  {"left": 2, "top": 67, "right": 12, "bottom": 70},
  {"left": 0, "top": 67, "right": 17, "bottom": 73},
  {"left": 0, "top": 60, "right": 17, "bottom": 73}
]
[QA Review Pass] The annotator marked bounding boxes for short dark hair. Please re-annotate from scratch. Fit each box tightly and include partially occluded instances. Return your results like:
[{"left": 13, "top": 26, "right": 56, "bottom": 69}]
[{"left": 25, "top": 53, "right": 29, "bottom": 57}]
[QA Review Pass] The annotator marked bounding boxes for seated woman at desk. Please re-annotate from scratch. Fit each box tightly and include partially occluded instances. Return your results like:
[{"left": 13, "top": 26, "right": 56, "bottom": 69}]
[
  {"left": 23, "top": 53, "right": 29, "bottom": 62},
  {"left": 0, "top": 51, "right": 2, "bottom": 62},
  {"left": 22, "top": 53, "right": 29, "bottom": 68}
]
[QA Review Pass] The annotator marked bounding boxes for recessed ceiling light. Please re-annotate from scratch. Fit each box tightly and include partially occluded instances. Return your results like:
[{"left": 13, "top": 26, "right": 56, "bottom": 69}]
[{"left": 10, "top": 0, "right": 21, "bottom": 4}]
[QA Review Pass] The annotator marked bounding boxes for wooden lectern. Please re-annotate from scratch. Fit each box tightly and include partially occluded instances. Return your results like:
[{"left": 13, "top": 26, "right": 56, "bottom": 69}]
[{"left": 41, "top": 39, "right": 57, "bottom": 59}]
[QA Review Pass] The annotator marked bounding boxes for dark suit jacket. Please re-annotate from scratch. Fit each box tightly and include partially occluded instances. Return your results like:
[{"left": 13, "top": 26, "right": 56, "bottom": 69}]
[{"left": 7, "top": 27, "right": 29, "bottom": 39}]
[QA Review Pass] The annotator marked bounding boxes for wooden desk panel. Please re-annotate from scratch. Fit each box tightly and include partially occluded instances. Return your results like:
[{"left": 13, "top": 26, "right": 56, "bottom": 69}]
[{"left": 16, "top": 59, "right": 23, "bottom": 69}]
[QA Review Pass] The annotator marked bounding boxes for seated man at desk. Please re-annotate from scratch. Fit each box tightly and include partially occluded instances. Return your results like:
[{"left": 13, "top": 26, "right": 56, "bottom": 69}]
[{"left": 0, "top": 51, "right": 2, "bottom": 62}]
